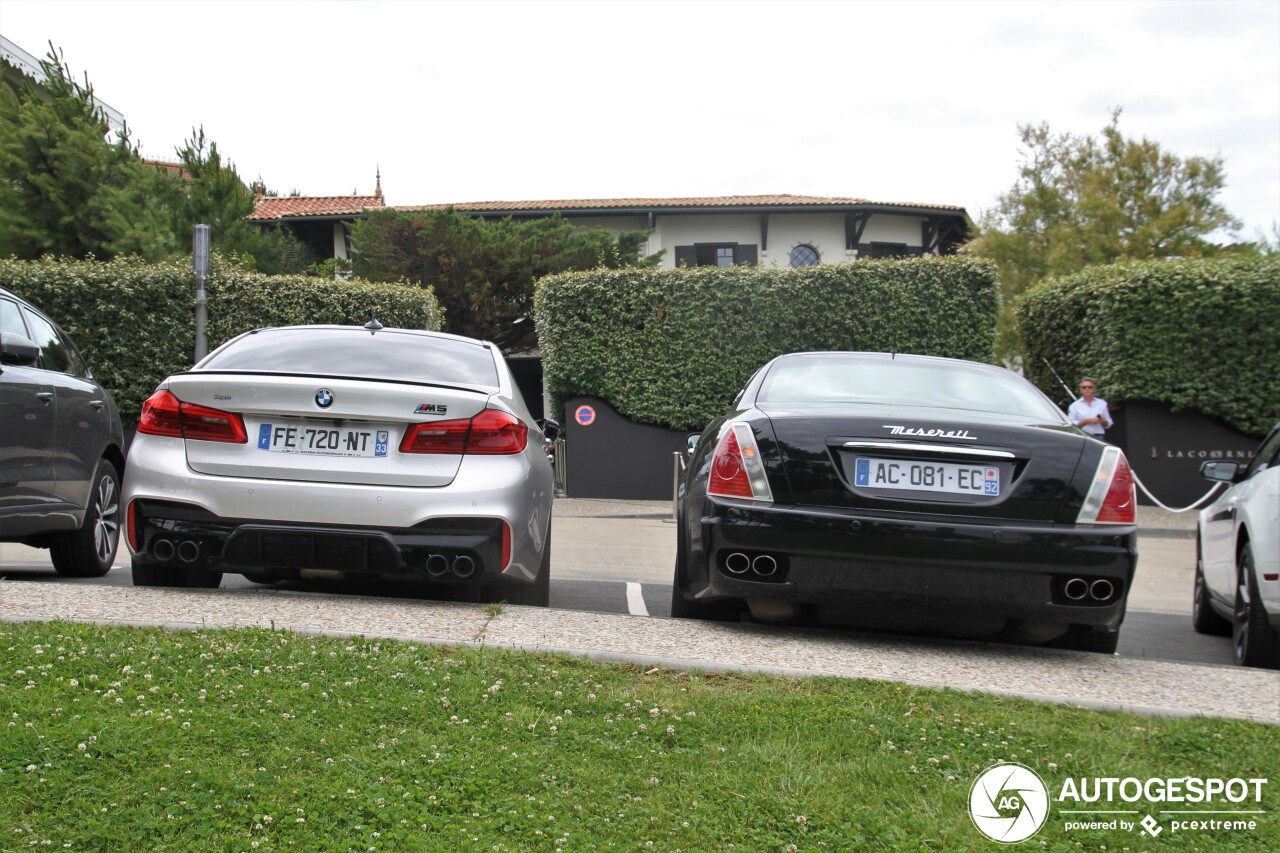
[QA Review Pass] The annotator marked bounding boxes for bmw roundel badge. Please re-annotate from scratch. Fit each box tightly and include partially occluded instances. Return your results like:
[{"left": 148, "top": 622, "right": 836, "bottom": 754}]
[{"left": 315, "top": 388, "right": 334, "bottom": 409}]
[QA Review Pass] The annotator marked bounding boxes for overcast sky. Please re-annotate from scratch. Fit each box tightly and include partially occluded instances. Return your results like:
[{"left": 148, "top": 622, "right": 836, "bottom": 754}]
[{"left": 3, "top": 0, "right": 1278, "bottom": 240}]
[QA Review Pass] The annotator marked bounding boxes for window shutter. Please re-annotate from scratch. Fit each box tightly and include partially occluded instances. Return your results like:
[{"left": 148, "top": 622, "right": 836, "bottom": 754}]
[
  {"left": 675, "top": 246, "right": 696, "bottom": 268},
  {"left": 734, "top": 244, "right": 758, "bottom": 266}
]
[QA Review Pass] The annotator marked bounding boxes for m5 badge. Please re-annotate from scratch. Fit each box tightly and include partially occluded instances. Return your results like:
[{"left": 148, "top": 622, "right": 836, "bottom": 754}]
[{"left": 414, "top": 403, "right": 449, "bottom": 415}]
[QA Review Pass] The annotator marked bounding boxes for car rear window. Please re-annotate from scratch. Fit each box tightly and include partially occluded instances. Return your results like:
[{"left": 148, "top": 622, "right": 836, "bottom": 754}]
[
  {"left": 200, "top": 328, "right": 500, "bottom": 388},
  {"left": 757, "top": 354, "right": 1065, "bottom": 420}
]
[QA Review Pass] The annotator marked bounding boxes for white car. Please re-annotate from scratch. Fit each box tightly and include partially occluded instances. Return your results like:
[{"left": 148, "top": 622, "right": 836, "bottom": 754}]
[
  {"left": 1194, "top": 422, "right": 1280, "bottom": 668},
  {"left": 122, "top": 322, "right": 557, "bottom": 605}
]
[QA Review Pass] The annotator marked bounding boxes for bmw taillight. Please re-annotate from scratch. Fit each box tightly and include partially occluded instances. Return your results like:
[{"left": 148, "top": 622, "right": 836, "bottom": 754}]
[
  {"left": 1077, "top": 445, "right": 1136, "bottom": 525},
  {"left": 707, "top": 422, "right": 774, "bottom": 501},
  {"left": 399, "top": 409, "right": 528, "bottom": 456},
  {"left": 137, "top": 390, "right": 247, "bottom": 444}
]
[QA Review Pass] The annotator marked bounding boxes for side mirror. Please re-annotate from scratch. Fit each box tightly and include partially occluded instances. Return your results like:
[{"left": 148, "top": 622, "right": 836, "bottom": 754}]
[
  {"left": 1200, "top": 460, "right": 1241, "bottom": 483},
  {"left": 686, "top": 433, "right": 701, "bottom": 456},
  {"left": 540, "top": 418, "right": 561, "bottom": 443},
  {"left": 0, "top": 333, "right": 40, "bottom": 367}
]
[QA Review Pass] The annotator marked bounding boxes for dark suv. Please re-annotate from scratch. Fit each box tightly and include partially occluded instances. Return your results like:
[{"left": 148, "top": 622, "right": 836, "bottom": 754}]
[{"left": 1, "top": 285, "right": 126, "bottom": 576}]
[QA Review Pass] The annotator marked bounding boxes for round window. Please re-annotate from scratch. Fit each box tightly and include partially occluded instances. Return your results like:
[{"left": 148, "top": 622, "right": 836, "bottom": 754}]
[{"left": 789, "top": 244, "right": 819, "bottom": 267}]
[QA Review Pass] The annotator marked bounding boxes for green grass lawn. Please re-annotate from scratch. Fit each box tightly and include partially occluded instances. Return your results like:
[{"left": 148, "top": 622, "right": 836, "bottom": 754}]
[{"left": 0, "top": 620, "right": 1275, "bottom": 851}]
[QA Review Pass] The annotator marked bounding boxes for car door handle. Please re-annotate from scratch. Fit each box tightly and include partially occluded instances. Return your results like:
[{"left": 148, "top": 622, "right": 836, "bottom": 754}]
[
  {"left": 35, "top": 391, "right": 54, "bottom": 404},
  {"left": 90, "top": 399, "right": 105, "bottom": 410}
]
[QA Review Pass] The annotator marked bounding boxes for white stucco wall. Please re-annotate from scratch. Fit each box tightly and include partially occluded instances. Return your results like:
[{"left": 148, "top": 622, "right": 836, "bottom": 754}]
[
  {"left": 763, "top": 214, "right": 849, "bottom": 267},
  {"left": 563, "top": 210, "right": 935, "bottom": 267}
]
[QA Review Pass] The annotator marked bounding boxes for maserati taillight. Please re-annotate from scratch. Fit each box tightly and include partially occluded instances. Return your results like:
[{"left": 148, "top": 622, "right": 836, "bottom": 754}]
[
  {"left": 1077, "top": 445, "right": 1136, "bottom": 524},
  {"left": 399, "top": 409, "right": 528, "bottom": 455},
  {"left": 707, "top": 422, "right": 774, "bottom": 501},
  {"left": 137, "top": 390, "right": 247, "bottom": 443}
]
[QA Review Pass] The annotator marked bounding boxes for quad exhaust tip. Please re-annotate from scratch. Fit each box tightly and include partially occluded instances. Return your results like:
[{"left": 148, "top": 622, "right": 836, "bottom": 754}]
[
  {"left": 1064, "top": 577, "right": 1089, "bottom": 601},
  {"left": 150, "top": 538, "right": 200, "bottom": 564},
  {"left": 724, "top": 552, "right": 781, "bottom": 578},
  {"left": 1090, "top": 578, "right": 1115, "bottom": 601},
  {"left": 425, "top": 553, "right": 478, "bottom": 579},
  {"left": 751, "top": 554, "right": 778, "bottom": 577},
  {"left": 1064, "top": 576, "right": 1116, "bottom": 602},
  {"left": 425, "top": 554, "right": 450, "bottom": 577}
]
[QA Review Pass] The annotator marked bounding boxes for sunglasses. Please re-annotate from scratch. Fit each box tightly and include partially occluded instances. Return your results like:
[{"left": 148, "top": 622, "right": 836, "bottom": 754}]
[{"left": 1080, "top": 385, "right": 1095, "bottom": 390}]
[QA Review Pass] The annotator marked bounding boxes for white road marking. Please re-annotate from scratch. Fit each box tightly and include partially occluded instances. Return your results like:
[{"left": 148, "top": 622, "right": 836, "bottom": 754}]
[{"left": 626, "top": 582, "right": 649, "bottom": 617}]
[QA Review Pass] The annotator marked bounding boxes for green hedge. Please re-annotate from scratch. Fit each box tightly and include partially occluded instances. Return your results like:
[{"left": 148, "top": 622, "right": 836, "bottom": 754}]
[
  {"left": 535, "top": 257, "right": 998, "bottom": 430},
  {"left": 1016, "top": 256, "right": 1280, "bottom": 437},
  {"left": 0, "top": 256, "right": 442, "bottom": 424}
]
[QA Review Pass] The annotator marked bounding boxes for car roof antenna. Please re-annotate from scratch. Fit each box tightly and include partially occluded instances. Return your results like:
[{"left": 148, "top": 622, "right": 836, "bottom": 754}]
[{"left": 364, "top": 315, "right": 384, "bottom": 334}]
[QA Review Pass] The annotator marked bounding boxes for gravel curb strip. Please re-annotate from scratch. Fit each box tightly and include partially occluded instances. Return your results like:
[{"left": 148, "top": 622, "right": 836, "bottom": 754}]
[{"left": 3, "top": 584, "right": 1276, "bottom": 724}]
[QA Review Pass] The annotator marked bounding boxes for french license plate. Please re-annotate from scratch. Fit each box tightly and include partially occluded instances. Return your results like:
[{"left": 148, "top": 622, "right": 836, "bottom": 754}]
[
  {"left": 257, "top": 424, "right": 390, "bottom": 458},
  {"left": 854, "top": 457, "right": 1000, "bottom": 496}
]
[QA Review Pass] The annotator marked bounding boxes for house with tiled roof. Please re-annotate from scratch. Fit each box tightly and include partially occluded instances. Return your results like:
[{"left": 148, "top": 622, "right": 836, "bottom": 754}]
[
  {"left": 248, "top": 171, "right": 386, "bottom": 266},
  {"left": 398, "top": 194, "right": 969, "bottom": 268}
]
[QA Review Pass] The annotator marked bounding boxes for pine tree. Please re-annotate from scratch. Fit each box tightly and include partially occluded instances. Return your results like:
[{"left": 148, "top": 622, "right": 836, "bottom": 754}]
[{"left": 0, "top": 45, "right": 175, "bottom": 260}]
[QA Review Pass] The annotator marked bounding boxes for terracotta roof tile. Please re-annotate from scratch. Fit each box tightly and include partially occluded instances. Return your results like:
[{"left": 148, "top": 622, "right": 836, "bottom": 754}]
[
  {"left": 144, "top": 158, "right": 189, "bottom": 179},
  {"left": 395, "top": 194, "right": 966, "bottom": 214},
  {"left": 249, "top": 195, "right": 386, "bottom": 221}
]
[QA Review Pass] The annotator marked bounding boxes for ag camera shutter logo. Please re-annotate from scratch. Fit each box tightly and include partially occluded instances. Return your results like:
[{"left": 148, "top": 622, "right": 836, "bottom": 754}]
[{"left": 970, "top": 762, "right": 1050, "bottom": 843}]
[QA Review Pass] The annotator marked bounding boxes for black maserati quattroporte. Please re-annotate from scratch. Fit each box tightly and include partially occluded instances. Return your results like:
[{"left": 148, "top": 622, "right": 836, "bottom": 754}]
[{"left": 671, "top": 352, "right": 1138, "bottom": 653}]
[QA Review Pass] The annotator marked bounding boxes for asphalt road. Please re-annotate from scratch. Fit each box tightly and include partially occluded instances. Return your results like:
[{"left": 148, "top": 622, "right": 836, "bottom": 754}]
[{"left": 0, "top": 513, "right": 1234, "bottom": 668}]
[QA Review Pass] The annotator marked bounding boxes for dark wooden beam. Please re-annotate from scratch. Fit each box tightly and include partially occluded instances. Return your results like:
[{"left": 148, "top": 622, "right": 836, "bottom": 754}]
[
  {"left": 760, "top": 214, "right": 769, "bottom": 252},
  {"left": 845, "top": 212, "right": 870, "bottom": 251}
]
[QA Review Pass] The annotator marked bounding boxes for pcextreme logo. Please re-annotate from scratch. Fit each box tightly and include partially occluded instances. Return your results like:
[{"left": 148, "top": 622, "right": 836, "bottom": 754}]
[{"left": 969, "top": 764, "right": 1270, "bottom": 844}]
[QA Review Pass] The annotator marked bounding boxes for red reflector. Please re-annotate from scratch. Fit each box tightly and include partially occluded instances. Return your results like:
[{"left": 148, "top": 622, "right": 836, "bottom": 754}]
[
  {"left": 127, "top": 500, "right": 139, "bottom": 552},
  {"left": 708, "top": 428, "right": 754, "bottom": 498},
  {"left": 501, "top": 521, "right": 511, "bottom": 570},
  {"left": 1096, "top": 452, "right": 1136, "bottom": 524},
  {"left": 400, "top": 409, "right": 528, "bottom": 456},
  {"left": 137, "top": 390, "right": 247, "bottom": 443}
]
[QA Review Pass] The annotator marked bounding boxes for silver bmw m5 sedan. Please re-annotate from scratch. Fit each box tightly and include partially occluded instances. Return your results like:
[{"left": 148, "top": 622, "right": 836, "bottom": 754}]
[{"left": 122, "top": 321, "right": 557, "bottom": 605}]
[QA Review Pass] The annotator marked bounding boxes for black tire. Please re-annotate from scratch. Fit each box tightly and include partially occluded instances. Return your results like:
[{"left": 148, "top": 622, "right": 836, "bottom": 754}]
[
  {"left": 1192, "top": 536, "right": 1231, "bottom": 636},
  {"left": 185, "top": 570, "right": 224, "bottom": 589},
  {"left": 50, "top": 459, "right": 120, "bottom": 578},
  {"left": 501, "top": 531, "right": 551, "bottom": 607},
  {"left": 132, "top": 559, "right": 186, "bottom": 588},
  {"left": 669, "top": 559, "right": 740, "bottom": 622},
  {"left": 1233, "top": 544, "right": 1278, "bottom": 669},
  {"left": 1051, "top": 624, "right": 1120, "bottom": 654}
]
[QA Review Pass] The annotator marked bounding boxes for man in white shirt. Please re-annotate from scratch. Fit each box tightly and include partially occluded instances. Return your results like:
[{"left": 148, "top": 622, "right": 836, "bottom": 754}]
[{"left": 1067, "top": 377, "right": 1112, "bottom": 439}]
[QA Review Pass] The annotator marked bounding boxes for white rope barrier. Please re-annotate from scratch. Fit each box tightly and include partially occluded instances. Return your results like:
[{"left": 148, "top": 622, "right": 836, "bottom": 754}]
[{"left": 1132, "top": 471, "right": 1225, "bottom": 514}]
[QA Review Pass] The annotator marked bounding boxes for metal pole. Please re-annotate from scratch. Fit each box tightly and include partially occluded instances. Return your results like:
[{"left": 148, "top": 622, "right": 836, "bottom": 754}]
[{"left": 193, "top": 224, "right": 211, "bottom": 363}]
